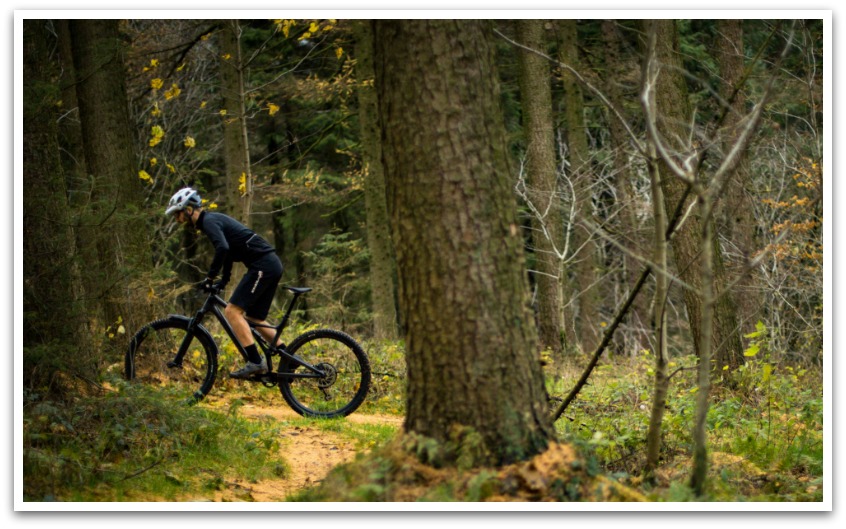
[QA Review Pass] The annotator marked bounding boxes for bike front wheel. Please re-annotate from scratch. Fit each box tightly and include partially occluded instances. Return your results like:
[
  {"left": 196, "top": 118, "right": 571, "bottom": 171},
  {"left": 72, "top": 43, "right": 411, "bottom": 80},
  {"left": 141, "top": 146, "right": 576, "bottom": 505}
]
[
  {"left": 125, "top": 316, "right": 218, "bottom": 402},
  {"left": 279, "top": 329, "right": 371, "bottom": 418}
]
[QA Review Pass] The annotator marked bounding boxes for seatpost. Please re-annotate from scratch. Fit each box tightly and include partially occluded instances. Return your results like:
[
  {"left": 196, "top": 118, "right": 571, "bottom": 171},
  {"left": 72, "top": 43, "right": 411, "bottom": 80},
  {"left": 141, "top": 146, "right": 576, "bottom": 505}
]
[{"left": 273, "top": 291, "right": 303, "bottom": 346}]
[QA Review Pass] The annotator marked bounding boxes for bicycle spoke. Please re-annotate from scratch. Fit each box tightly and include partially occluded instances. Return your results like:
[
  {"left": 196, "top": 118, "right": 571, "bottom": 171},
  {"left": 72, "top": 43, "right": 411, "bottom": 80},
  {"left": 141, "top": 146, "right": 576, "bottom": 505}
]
[
  {"left": 279, "top": 330, "right": 370, "bottom": 418},
  {"left": 126, "top": 318, "right": 217, "bottom": 401}
]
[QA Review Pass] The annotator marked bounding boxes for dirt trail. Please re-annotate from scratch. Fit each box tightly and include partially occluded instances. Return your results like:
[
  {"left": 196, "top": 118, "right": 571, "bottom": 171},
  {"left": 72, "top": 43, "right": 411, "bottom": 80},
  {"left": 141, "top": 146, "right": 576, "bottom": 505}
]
[{"left": 198, "top": 406, "right": 403, "bottom": 502}]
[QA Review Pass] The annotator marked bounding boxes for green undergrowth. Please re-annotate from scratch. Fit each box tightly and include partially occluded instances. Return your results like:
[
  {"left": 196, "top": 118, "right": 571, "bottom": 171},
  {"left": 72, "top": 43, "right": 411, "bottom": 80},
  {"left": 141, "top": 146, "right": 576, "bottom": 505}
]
[
  {"left": 547, "top": 352, "right": 824, "bottom": 501},
  {"left": 22, "top": 379, "right": 289, "bottom": 502}
]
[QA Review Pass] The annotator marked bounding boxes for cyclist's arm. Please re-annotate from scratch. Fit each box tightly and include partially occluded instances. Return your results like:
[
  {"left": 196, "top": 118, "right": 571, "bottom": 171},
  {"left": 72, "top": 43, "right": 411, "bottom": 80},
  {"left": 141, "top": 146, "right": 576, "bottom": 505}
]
[
  {"left": 203, "top": 218, "right": 230, "bottom": 280},
  {"left": 220, "top": 256, "right": 233, "bottom": 285}
]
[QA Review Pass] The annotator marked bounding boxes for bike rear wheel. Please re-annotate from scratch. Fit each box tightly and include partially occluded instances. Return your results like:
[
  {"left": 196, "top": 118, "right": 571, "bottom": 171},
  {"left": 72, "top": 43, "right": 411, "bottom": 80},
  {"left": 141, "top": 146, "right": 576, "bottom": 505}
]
[
  {"left": 279, "top": 329, "right": 371, "bottom": 418},
  {"left": 125, "top": 316, "right": 218, "bottom": 402}
]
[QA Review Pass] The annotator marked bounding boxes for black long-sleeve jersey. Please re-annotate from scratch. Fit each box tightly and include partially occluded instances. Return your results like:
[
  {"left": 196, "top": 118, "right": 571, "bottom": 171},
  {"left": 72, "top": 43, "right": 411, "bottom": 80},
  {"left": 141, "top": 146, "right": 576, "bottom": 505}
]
[{"left": 196, "top": 210, "right": 275, "bottom": 282}]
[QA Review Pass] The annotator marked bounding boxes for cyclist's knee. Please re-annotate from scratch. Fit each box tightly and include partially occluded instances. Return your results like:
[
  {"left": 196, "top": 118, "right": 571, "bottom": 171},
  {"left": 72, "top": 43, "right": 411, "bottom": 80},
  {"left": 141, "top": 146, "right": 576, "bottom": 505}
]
[{"left": 225, "top": 303, "right": 245, "bottom": 320}]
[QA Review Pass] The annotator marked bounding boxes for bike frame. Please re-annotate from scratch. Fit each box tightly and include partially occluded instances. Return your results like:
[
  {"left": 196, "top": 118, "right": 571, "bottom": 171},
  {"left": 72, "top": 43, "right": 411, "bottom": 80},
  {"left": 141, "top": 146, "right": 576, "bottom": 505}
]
[{"left": 172, "top": 288, "right": 325, "bottom": 382}]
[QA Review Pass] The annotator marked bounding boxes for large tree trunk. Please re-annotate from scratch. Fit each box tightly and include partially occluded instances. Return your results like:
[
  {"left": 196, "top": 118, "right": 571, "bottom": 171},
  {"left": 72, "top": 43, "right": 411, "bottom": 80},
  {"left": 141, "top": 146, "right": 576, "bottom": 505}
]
[
  {"left": 70, "top": 19, "right": 152, "bottom": 332},
  {"left": 649, "top": 20, "right": 744, "bottom": 372},
  {"left": 55, "top": 20, "right": 88, "bottom": 209},
  {"left": 716, "top": 19, "right": 760, "bottom": 353},
  {"left": 219, "top": 20, "right": 252, "bottom": 224},
  {"left": 374, "top": 19, "right": 552, "bottom": 466},
  {"left": 559, "top": 20, "right": 601, "bottom": 355},
  {"left": 23, "top": 20, "right": 92, "bottom": 392},
  {"left": 517, "top": 20, "right": 565, "bottom": 356},
  {"left": 354, "top": 21, "right": 399, "bottom": 341}
]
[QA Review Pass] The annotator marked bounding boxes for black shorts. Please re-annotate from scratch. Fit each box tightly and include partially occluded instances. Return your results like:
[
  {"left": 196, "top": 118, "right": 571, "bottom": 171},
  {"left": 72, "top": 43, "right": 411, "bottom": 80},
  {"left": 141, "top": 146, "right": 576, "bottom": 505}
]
[{"left": 229, "top": 253, "right": 283, "bottom": 321}]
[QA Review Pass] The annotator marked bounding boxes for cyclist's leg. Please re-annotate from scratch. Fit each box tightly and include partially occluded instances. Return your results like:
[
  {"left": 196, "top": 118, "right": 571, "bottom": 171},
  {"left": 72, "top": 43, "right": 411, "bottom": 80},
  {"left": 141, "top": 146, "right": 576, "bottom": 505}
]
[
  {"left": 228, "top": 268, "right": 269, "bottom": 370},
  {"left": 223, "top": 301, "right": 256, "bottom": 352},
  {"left": 246, "top": 316, "right": 281, "bottom": 346},
  {"left": 235, "top": 253, "right": 283, "bottom": 346}
]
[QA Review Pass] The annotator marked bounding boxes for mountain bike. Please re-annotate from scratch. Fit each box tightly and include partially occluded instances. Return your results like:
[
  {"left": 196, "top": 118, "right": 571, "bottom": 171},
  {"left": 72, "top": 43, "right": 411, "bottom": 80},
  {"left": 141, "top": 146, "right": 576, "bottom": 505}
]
[{"left": 125, "top": 284, "right": 371, "bottom": 418}]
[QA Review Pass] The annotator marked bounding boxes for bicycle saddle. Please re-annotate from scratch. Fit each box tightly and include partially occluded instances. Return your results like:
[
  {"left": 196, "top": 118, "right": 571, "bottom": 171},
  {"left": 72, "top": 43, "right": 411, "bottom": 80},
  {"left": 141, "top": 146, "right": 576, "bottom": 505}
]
[{"left": 284, "top": 286, "right": 312, "bottom": 294}]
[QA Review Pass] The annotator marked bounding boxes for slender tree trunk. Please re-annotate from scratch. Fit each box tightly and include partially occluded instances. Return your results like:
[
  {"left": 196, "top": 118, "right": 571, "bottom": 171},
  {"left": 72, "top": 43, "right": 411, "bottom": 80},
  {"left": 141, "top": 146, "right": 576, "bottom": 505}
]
[
  {"left": 374, "top": 19, "right": 552, "bottom": 466},
  {"left": 70, "top": 19, "right": 151, "bottom": 332},
  {"left": 354, "top": 20, "right": 399, "bottom": 340},
  {"left": 219, "top": 20, "right": 252, "bottom": 223},
  {"left": 558, "top": 20, "right": 601, "bottom": 355},
  {"left": 644, "top": 144, "right": 670, "bottom": 477},
  {"left": 517, "top": 19, "right": 565, "bottom": 356},
  {"left": 690, "top": 191, "right": 716, "bottom": 495}
]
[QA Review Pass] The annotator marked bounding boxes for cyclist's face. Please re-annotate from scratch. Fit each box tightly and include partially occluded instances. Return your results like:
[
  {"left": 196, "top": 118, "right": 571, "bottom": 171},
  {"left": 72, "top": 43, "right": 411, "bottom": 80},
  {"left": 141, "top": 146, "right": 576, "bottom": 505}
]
[{"left": 174, "top": 210, "right": 189, "bottom": 224}]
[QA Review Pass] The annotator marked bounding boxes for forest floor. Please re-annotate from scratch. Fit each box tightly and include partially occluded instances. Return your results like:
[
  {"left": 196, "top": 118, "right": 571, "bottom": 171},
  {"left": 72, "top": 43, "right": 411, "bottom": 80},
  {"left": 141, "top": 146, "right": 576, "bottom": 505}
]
[
  {"left": 22, "top": 353, "right": 823, "bottom": 503},
  {"left": 179, "top": 405, "right": 403, "bottom": 502},
  {"left": 177, "top": 403, "right": 645, "bottom": 503}
]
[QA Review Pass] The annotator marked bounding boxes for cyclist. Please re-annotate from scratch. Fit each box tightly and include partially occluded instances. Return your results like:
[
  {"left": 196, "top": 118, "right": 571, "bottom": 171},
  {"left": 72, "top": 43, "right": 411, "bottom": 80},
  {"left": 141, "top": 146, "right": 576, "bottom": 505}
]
[{"left": 166, "top": 187, "right": 283, "bottom": 378}]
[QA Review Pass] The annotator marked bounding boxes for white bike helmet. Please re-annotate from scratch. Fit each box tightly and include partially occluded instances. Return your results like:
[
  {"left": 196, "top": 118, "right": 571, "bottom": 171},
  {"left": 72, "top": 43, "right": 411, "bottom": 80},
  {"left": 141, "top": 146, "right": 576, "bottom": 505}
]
[{"left": 166, "top": 187, "right": 202, "bottom": 215}]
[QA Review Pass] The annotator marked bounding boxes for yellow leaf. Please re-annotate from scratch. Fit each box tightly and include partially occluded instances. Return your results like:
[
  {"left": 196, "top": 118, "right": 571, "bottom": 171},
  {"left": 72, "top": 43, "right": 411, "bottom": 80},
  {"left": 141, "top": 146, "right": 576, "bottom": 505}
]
[
  {"left": 117, "top": 325, "right": 126, "bottom": 335},
  {"left": 150, "top": 157, "right": 158, "bottom": 166},
  {"left": 762, "top": 363, "right": 772, "bottom": 383},
  {"left": 151, "top": 102, "right": 161, "bottom": 117},
  {"left": 335, "top": 47, "right": 344, "bottom": 60},
  {"left": 208, "top": 202, "right": 218, "bottom": 210},
  {"left": 221, "top": 53, "right": 231, "bottom": 61},
  {"left": 150, "top": 59, "right": 159, "bottom": 68},
  {"left": 238, "top": 172, "right": 247, "bottom": 196},
  {"left": 219, "top": 109, "right": 227, "bottom": 116},
  {"left": 267, "top": 103, "right": 280, "bottom": 116},
  {"left": 309, "top": 21, "right": 319, "bottom": 33},
  {"left": 200, "top": 100, "right": 207, "bottom": 109},
  {"left": 183, "top": 136, "right": 196, "bottom": 148},
  {"left": 138, "top": 170, "right": 153, "bottom": 182},
  {"left": 164, "top": 83, "right": 181, "bottom": 100},
  {"left": 166, "top": 163, "right": 176, "bottom": 174},
  {"left": 151, "top": 78, "right": 164, "bottom": 90},
  {"left": 176, "top": 62, "right": 186, "bottom": 72}
]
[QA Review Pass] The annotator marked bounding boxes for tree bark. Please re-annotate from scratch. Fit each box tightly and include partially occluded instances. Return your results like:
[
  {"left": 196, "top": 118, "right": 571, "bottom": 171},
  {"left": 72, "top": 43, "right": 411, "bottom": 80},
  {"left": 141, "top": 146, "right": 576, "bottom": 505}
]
[
  {"left": 374, "top": 19, "right": 552, "bottom": 466},
  {"left": 354, "top": 21, "right": 399, "bottom": 341},
  {"left": 70, "top": 19, "right": 152, "bottom": 332},
  {"left": 558, "top": 20, "right": 601, "bottom": 355},
  {"left": 648, "top": 20, "right": 744, "bottom": 372},
  {"left": 23, "top": 20, "right": 92, "bottom": 392},
  {"left": 716, "top": 19, "right": 760, "bottom": 351},
  {"left": 517, "top": 20, "right": 565, "bottom": 356},
  {"left": 218, "top": 20, "right": 252, "bottom": 224}
]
